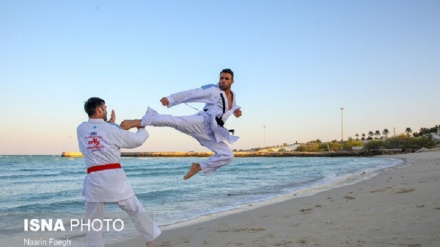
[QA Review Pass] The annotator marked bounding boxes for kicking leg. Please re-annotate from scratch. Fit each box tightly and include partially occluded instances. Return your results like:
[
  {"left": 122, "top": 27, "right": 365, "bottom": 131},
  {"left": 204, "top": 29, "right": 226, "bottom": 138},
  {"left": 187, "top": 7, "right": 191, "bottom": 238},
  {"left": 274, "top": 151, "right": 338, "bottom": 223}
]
[
  {"left": 142, "top": 107, "right": 208, "bottom": 135},
  {"left": 121, "top": 107, "right": 206, "bottom": 131}
]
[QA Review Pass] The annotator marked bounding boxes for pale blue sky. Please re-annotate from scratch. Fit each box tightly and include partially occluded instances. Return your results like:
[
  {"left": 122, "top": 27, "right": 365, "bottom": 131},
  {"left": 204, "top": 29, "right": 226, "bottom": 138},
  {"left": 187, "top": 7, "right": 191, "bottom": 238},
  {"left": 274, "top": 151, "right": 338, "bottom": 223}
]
[{"left": 1, "top": 0, "right": 439, "bottom": 155}]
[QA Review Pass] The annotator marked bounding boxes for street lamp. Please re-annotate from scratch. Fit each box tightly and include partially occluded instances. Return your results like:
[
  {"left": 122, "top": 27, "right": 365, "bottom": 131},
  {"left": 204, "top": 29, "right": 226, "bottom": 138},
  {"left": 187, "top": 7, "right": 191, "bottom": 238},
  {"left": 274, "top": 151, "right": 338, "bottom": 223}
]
[
  {"left": 340, "top": 107, "right": 344, "bottom": 141},
  {"left": 263, "top": 125, "right": 266, "bottom": 148}
]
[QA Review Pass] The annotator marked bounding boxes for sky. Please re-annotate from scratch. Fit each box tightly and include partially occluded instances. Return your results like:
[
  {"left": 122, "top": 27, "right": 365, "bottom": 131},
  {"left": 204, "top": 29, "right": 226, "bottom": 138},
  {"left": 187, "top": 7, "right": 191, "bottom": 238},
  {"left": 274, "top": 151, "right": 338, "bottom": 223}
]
[{"left": 1, "top": 0, "right": 439, "bottom": 155}]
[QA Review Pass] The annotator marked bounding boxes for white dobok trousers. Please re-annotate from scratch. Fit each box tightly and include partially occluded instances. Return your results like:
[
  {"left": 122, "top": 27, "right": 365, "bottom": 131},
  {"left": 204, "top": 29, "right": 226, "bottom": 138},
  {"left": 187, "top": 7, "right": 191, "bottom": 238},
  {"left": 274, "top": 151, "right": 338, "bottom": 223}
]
[
  {"left": 148, "top": 112, "right": 233, "bottom": 176},
  {"left": 85, "top": 196, "right": 161, "bottom": 247}
]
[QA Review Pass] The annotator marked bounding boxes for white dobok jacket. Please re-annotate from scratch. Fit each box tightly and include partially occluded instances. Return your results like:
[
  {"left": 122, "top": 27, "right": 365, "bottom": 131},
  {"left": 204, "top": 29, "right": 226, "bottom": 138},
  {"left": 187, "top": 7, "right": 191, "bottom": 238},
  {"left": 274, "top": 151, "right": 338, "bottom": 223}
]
[
  {"left": 77, "top": 119, "right": 148, "bottom": 202},
  {"left": 166, "top": 83, "right": 240, "bottom": 143}
]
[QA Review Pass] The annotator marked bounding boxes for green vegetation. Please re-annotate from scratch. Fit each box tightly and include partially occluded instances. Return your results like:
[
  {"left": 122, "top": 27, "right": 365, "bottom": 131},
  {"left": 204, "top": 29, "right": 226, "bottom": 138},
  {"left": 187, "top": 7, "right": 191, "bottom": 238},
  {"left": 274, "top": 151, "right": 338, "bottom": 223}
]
[
  {"left": 295, "top": 125, "right": 439, "bottom": 152},
  {"left": 237, "top": 125, "right": 438, "bottom": 154},
  {"left": 414, "top": 126, "right": 440, "bottom": 137},
  {"left": 295, "top": 138, "right": 363, "bottom": 152},
  {"left": 363, "top": 134, "right": 436, "bottom": 150}
]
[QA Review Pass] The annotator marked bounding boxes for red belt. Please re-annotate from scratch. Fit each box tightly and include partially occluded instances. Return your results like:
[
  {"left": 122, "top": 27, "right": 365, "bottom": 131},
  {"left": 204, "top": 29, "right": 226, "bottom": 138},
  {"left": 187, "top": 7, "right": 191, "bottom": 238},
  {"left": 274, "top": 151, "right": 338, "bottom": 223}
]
[{"left": 87, "top": 163, "right": 121, "bottom": 174}]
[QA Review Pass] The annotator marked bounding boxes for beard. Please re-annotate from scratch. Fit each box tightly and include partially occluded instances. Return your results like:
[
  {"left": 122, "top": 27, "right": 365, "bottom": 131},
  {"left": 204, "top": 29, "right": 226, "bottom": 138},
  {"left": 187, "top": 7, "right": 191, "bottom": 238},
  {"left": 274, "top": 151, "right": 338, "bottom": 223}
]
[{"left": 219, "top": 83, "right": 231, "bottom": 91}]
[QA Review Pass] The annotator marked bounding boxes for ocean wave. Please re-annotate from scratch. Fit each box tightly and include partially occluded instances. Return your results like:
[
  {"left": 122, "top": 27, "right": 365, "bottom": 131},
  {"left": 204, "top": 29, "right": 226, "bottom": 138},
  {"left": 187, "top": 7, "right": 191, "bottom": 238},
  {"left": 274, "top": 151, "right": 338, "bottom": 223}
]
[{"left": 1, "top": 198, "right": 84, "bottom": 213}]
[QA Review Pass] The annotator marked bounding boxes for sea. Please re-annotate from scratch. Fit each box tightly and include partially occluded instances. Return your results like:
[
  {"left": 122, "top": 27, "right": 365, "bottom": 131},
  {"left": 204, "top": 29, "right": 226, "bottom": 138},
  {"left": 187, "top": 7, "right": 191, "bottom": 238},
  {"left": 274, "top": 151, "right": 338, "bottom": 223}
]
[{"left": 0, "top": 155, "right": 403, "bottom": 247}]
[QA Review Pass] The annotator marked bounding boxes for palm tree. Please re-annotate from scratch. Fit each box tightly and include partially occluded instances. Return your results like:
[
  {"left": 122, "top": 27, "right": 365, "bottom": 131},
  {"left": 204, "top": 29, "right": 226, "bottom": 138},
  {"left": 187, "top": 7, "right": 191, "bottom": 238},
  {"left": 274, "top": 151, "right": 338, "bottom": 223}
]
[
  {"left": 355, "top": 133, "right": 359, "bottom": 140},
  {"left": 368, "top": 131, "right": 374, "bottom": 140},
  {"left": 375, "top": 130, "right": 381, "bottom": 139},
  {"left": 405, "top": 127, "right": 412, "bottom": 137},
  {"left": 362, "top": 133, "right": 366, "bottom": 140},
  {"left": 382, "top": 128, "right": 389, "bottom": 139}
]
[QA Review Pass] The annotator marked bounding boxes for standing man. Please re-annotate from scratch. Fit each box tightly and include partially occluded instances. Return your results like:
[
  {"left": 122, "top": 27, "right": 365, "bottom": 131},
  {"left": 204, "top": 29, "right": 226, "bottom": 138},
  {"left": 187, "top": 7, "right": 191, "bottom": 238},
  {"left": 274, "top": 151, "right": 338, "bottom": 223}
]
[
  {"left": 77, "top": 97, "right": 161, "bottom": 247},
  {"left": 121, "top": 68, "right": 242, "bottom": 180}
]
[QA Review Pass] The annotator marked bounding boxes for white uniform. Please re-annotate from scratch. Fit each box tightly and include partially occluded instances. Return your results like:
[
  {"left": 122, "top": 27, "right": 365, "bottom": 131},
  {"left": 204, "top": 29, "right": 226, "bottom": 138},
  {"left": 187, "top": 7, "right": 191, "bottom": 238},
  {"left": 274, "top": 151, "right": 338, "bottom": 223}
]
[
  {"left": 77, "top": 119, "right": 161, "bottom": 247},
  {"left": 141, "top": 84, "right": 240, "bottom": 176}
]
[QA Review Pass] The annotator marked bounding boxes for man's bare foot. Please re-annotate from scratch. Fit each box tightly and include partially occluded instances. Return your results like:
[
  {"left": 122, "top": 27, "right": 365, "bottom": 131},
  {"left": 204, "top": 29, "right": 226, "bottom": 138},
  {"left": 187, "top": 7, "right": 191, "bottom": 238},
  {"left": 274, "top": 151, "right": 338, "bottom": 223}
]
[
  {"left": 146, "top": 241, "right": 155, "bottom": 247},
  {"left": 183, "top": 163, "right": 201, "bottom": 180},
  {"left": 120, "top": 119, "right": 142, "bottom": 130}
]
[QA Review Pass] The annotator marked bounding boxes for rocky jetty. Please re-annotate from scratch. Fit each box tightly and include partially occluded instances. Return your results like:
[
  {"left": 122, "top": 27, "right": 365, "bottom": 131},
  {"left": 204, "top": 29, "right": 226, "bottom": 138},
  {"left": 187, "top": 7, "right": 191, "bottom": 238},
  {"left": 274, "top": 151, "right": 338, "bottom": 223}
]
[{"left": 120, "top": 149, "right": 406, "bottom": 158}]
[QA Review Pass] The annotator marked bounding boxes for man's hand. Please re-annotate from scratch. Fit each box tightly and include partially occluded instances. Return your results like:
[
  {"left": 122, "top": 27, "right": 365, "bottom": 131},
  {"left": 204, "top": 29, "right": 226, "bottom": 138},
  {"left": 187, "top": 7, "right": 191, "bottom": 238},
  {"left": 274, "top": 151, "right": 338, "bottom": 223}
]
[
  {"left": 233, "top": 108, "right": 242, "bottom": 118},
  {"left": 160, "top": 97, "right": 169, "bottom": 107},
  {"left": 109, "top": 110, "right": 116, "bottom": 123},
  {"left": 120, "top": 119, "right": 142, "bottom": 130}
]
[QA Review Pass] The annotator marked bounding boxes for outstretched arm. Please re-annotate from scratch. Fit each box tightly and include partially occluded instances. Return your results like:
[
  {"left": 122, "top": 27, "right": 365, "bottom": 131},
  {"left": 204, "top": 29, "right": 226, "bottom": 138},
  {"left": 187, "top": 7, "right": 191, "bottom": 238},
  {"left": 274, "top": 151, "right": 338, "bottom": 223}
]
[
  {"left": 119, "top": 127, "right": 148, "bottom": 148},
  {"left": 165, "top": 86, "right": 218, "bottom": 108}
]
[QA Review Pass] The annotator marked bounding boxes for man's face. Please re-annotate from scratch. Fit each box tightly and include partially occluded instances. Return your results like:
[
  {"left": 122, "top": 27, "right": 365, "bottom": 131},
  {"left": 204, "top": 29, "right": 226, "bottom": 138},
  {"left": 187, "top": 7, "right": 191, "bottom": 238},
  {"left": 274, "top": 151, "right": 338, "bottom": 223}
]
[
  {"left": 219, "top": 72, "right": 234, "bottom": 91},
  {"left": 98, "top": 104, "right": 108, "bottom": 121}
]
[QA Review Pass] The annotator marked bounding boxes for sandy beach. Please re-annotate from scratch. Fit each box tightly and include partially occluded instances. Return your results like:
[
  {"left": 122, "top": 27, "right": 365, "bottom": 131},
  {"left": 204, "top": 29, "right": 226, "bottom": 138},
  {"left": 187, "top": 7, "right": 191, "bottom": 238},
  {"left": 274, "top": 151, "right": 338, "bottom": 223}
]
[{"left": 108, "top": 150, "right": 440, "bottom": 247}]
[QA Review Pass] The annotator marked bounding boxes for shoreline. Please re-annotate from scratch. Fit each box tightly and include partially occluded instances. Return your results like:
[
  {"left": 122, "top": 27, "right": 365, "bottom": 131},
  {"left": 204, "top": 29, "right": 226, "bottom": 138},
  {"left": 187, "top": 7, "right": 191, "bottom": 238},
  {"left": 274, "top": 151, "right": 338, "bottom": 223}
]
[
  {"left": 60, "top": 149, "right": 406, "bottom": 158},
  {"left": 108, "top": 149, "right": 440, "bottom": 247},
  {"left": 157, "top": 157, "right": 405, "bottom": 231}
]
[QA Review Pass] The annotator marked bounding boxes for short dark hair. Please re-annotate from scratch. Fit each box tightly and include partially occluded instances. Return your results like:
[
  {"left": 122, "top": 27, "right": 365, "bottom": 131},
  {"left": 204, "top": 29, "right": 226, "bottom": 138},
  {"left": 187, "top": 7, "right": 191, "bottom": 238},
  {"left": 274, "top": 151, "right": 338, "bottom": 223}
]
[
  {"left": 220, "top": 68, "right": 234, "bottom": 80},
  {"left": 84, "top": 97, "right": 105, "bottom": 117}
]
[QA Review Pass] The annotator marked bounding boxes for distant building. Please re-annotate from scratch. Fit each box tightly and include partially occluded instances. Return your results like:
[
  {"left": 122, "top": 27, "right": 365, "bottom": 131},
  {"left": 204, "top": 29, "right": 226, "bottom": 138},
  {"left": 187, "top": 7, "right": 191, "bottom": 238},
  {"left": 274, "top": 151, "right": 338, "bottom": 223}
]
[{"left": 283, "top": 144, "right": 300, "bottom": 151}]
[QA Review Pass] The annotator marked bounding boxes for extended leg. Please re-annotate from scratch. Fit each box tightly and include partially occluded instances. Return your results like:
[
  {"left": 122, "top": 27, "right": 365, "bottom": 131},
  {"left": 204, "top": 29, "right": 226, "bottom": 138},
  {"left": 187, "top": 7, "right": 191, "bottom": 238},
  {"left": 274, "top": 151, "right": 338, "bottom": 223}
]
[
  {"left": 117, "top": 196, "right": 161, "bottom": 245},
  {"left": 141, "top": 107, "right": 209, "bottom": 136}
]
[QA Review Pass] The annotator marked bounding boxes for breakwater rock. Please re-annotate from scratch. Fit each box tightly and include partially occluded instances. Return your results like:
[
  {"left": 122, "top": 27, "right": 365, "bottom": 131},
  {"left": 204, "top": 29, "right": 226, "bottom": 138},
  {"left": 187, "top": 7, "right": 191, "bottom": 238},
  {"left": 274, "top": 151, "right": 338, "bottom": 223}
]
[
  {"left": 121, "top": 149, "right": 405, "bottom": 158},
  {"left": 62, "top": 149, "right": 407, "bottom": 158}
]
